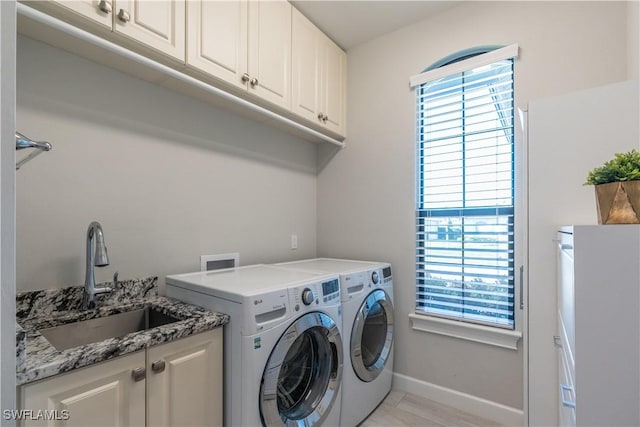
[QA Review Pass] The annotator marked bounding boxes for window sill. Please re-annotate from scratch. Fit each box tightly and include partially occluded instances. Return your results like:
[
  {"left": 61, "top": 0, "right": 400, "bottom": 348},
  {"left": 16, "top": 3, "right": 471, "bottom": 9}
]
[{"left": 408, "top": 313, "right": 522, "bottom": 350}]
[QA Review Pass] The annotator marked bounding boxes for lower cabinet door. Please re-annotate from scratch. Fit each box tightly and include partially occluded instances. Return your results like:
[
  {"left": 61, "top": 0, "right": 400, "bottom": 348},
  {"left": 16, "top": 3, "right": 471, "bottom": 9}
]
[
  {"left": 19, "top": 352, "right": 146, "bottom": 427},
  {"left": 146, "top": 328, "right": 223, "bottom": 427}
]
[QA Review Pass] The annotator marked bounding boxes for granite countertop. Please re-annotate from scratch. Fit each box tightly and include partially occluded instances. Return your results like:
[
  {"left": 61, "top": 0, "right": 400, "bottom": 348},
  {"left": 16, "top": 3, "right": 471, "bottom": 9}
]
[{"left": 16, "top": 277, "right": 229, "bottom": 385}]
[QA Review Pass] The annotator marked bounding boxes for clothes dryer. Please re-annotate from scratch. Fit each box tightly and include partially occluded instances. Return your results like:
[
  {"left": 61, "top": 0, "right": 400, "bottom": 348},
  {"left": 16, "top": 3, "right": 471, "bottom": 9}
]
[
  {"left": 275, "top": 259, "right": 394, "bottom": 427},
  {"left": 166, "top": 264, "right": 343, "bottom": 427}
]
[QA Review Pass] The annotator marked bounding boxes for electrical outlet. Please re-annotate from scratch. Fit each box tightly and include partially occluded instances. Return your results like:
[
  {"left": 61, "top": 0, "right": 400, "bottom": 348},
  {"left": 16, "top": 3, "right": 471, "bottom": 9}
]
[{"left": 291, "top": 235, "right": 298, "bottom": 250}]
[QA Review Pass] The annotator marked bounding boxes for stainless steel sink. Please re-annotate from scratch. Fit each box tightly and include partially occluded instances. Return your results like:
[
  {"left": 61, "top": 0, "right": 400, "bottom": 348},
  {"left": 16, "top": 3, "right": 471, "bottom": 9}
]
[{"left": 39, "top": 307, "right": 181, "bottom": 351}]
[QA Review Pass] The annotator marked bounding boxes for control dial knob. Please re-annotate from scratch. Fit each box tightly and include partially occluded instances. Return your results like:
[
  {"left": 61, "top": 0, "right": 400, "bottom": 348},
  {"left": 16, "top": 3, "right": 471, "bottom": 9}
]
[
  {"left": 371, "top": 271, "right": 379, "bottom": 284},
  {"left": 301, "top": 288, "right": 315, "bottom": 306}
]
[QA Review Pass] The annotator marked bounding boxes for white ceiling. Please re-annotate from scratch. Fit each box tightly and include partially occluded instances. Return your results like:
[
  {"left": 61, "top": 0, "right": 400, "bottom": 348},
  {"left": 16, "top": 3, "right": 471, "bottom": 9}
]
[{"left": 290, "top": 1, "right": 461, "bottom": 50}]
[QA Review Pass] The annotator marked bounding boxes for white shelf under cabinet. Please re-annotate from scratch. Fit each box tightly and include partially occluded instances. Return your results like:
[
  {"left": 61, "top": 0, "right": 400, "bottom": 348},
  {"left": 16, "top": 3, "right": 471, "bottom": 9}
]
[{"left": 556, "top": 225, "right": 640, "bottom": 427}]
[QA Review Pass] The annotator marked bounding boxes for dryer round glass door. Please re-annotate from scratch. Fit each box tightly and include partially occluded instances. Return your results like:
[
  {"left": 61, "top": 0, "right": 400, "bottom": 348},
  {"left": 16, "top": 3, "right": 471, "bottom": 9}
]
[
  {"left": 350, "top": 289, "right": 394, "bottom": 382},
  {"left": 260, "top": 312, "right": 343, "bottom": 427}
]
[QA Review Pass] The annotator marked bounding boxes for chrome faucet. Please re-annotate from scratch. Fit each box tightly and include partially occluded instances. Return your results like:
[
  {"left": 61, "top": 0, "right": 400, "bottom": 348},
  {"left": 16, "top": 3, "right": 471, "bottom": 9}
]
[{"left": 83, "top": 221, "right": 113, "bottom": 309}]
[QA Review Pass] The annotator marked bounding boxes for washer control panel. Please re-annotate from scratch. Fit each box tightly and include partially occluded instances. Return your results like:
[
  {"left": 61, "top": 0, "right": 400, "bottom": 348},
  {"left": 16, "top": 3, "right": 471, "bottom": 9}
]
[
  {"left": 321, "top": 278, "right": 340, "bottom": 302},
  {"left": 382, "top": 265, "right": 392, "bottom": 285},
  {"left": 290, "top": 275, "right": 340, "bottom": 312},
  {"left": 369, "top": 265, "right": 392, "bottom": 288}
]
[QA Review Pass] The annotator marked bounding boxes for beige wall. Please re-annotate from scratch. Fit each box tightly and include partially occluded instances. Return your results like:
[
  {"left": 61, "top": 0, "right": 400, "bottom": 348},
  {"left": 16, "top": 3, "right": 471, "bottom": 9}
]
[
  {"left": 317, "top": 0, "right": 630, "bottom": 411},
  {"left": 629, "top": 0, "right": 639, "bottom": 79},
  {"left": 16, "top": 35, "right": 317, "bottom": 292}
]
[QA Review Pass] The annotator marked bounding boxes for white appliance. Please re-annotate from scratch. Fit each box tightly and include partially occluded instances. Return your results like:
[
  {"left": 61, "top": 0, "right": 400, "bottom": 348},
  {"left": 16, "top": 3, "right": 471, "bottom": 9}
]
[
  {"left": 166, "top": 265, "right": 343, "bottom": 427},
  {"left": 526, "top": 80, "right": 639, "bottom": 426},
  {"left": 556, "top": 226, "right": 639, "bottom": 427},
  {"left": 275, "top": 258, "right": 394, "bottom": 426}
]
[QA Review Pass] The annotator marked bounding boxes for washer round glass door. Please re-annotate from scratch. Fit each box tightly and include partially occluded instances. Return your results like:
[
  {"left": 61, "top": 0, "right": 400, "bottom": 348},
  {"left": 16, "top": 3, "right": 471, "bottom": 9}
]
[
  {"left": 260, "top": 312, "right": 343, "bottom": 427},
  {"left": 351, "top": 289, "right": 394, "bottom": 382}
]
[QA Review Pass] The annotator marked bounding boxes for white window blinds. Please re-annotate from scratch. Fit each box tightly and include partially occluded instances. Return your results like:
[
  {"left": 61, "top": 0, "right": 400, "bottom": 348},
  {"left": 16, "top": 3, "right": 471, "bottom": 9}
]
[{"left": 413, "top": 46, "right": 517, "bottom": 329}]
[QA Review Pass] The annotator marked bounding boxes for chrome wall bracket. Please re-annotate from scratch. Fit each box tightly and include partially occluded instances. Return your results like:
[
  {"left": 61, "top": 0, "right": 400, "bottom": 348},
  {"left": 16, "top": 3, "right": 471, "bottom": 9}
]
[{"left": 15, "top": 132, "right": 53, "bottom": 170}]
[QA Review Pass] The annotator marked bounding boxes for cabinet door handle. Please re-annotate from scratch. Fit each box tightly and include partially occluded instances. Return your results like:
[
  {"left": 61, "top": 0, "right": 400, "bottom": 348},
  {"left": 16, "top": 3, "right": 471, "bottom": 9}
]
[
  {"left": 98, "top": 0, "right": 112, "bottom": 14},
  {"left": 318, "top": 112, "right": 324, "bottom": 121},
  {"left": 118, "top": 9, "right": 130, "bottom": 23},
  {"left": 519, "top": 265, "right": 524, "bottom": 309},
  {"left": 322, "top": 114, "right": 328, "bottom": 123},
  {"left": 249, "top": 78, "right": 259, "bottom": 88},
  {"left": 131, "top": 367, "right": 146, "bottom": 382},
  {"left": 151, "top": 360, "right": 166, "bottom": 374},
  {"left": 554, "top": 239, "right": 573, "bottom": 251},
  {"left": 241, "top": 73, "right": 250, "bottom": 83},
  {"left": 560, "top": 383, "right": 576, "bottom": 408}
]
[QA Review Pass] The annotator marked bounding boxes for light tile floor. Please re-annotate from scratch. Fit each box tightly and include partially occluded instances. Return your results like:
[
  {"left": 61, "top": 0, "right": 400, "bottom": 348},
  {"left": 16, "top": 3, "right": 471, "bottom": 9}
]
[{"left": 360, "top": 390, "right": 502, "bottom": 427}]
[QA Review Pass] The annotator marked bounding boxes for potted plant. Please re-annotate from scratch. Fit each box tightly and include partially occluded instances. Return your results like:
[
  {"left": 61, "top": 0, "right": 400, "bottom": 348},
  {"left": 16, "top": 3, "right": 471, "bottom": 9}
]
[{"left": 585, "top": 149, "right": 640, "bottom": 224}]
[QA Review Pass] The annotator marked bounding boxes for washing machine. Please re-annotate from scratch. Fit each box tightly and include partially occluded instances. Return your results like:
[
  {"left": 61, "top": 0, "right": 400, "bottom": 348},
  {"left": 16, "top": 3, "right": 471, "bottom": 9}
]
[
  {"left": 166, "top": 264, "right": 343, "bottom": 427},
  {"left": 275, "top": 259, "right": 394, "bottom": 427}
]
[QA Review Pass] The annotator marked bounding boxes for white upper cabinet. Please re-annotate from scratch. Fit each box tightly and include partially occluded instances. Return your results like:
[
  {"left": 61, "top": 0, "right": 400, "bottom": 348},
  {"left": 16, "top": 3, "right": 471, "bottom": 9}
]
[
  {"left": 47, "top": 0, "right": 114, "bottom": 28},
  {"left": 20, "top": 0, "right": 346, "bottom": 142},
  {"left": 186, "top": 0, "right": 248, "bottom": 91},
  {"left": 291, "top": 7, "right": 320, "bottom": 123},
  {"left": 320, "top": 35, "right": 346, "bottom": 136},
  {"left": 114, "top": 0, "right": 185, "bottom": 61},
  {"left": 292, "top": 8, "right": 346, "bottom": 136},
  {"left": 34, "top": 0, "right": 185, "bottom": 61},
  {"left": 247, "top": 0, "right": 291, "bottom": 109},
  {"left": 187, "top": 0, "right": 291, "bottom": 110}
]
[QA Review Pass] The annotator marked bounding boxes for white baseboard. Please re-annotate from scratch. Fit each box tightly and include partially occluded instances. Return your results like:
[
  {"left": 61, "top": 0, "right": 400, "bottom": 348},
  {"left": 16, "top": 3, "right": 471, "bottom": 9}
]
[{"left": 392, "top": 373, "right": 524, "bottom": 426}]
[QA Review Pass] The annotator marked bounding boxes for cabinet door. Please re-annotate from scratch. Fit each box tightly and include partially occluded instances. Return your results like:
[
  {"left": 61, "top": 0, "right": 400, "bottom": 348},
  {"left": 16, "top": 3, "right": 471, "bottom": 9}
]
[
  {"left": 186, "top": 0, "right": 248, "bottom": 90},
  {"left": 114, "top": 0, "right": 185, "bottom": 61},
  {"left": 247, "top": 0, "right": 291, "bottom": 109},
  {"left": 320, "top": 34, "right": 346, "bottom": 136},
  {"left": 146, "top": 328, "right": 223, "bottom": 427},
  {"left": 29, "top": 0, "right": 113, "bottom": 29},
  {"left": 291, "top": 7, "right": 320, "bottom": 123},
  {"left": 19, "top": 352, "right": 146, "bottom": 427}
]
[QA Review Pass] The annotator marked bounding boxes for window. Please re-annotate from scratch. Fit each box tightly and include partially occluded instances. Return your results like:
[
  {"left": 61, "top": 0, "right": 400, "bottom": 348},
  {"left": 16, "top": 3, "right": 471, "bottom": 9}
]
[{"left": 413, "top": 46, "right": 516, "bottom": 329}]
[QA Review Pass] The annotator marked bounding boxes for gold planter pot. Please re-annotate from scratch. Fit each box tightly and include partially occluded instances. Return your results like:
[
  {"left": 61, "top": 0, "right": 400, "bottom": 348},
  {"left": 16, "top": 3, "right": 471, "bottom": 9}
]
[{"left": 594, "top": 180, "right": 640, "bottom": 224}]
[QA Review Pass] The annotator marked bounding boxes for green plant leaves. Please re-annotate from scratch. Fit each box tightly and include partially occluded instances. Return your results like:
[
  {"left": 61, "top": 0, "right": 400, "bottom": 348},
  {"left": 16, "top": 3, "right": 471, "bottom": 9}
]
[{"left": 585, "top": 149, "right": 640, "bottom": 185}]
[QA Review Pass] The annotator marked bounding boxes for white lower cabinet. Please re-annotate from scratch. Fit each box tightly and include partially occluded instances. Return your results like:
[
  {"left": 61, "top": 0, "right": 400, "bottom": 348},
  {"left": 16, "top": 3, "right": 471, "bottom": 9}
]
[
  {"left": 20, "top": 351, "right": 146, "bottom": 427},
  {"left": 18, "top": 328, "right": 223, "bottom": 427},
  {"left": 146, "top": 329, "right": 223, "bottom": 427}
]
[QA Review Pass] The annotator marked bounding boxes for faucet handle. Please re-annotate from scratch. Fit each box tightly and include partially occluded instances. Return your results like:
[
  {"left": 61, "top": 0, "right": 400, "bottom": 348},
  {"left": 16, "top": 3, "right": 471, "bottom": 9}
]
[{"left": 94, "top": 272, "right": 117, "bottom": 297}]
